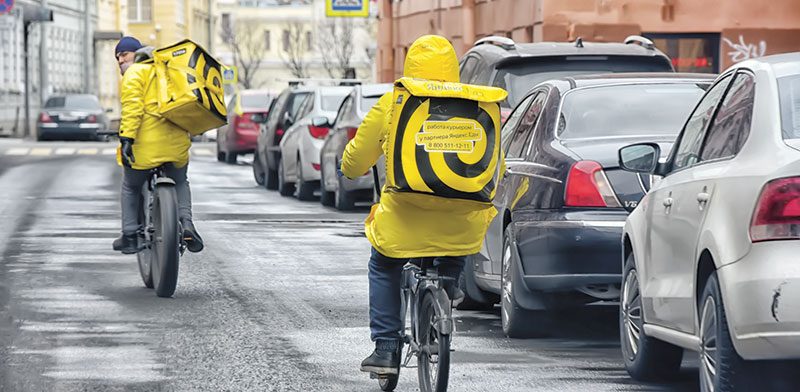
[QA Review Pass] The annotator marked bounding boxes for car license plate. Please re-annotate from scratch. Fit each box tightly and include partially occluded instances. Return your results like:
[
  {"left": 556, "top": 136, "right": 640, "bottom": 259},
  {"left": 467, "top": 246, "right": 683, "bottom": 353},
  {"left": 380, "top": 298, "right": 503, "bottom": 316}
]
[{"left": 60, "top": 115, "right": 77, "bottom": 121}]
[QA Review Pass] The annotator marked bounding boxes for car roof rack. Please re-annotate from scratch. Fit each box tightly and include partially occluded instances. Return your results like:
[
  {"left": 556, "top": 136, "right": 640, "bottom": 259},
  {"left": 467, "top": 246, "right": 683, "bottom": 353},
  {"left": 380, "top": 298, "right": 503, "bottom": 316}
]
[
  {"left": 473, "top": 36, "right": 516, "bottom": 50},
  {"left": 624, "top": 35, "right": 655, "bottom": 50}
]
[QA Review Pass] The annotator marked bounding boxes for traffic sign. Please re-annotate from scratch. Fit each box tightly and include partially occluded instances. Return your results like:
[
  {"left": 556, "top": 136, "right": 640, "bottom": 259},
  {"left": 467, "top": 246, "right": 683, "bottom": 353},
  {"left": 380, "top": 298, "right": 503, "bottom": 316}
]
[
  {"left": 0, "top": 0, "right": 14, "bottom": 15},
  {"left": 326, "top": 0, "right": 368, "bottom": 17},
  {"left": 222, "top": 65, "right": 238, "bottom": 85}
]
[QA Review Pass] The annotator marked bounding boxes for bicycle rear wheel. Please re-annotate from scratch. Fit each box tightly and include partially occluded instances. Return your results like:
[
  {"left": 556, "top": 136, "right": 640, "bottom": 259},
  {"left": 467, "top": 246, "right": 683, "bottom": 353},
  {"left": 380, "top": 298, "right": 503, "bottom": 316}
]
[
  {"left": 152, "top": 184, "right": 180, "bottom": 298},
  {"left": 417, "top": 291, "right": 450, "bottom": 392},
  {"left": 136, "top": 188, "right": 154, "bottom": 288}
]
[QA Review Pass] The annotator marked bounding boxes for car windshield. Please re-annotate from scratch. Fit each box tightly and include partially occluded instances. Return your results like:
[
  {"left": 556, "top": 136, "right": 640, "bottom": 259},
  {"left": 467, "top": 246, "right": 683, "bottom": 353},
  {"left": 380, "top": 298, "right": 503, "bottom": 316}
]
[
  {"left": 779, "top": 74, "right": 800, "bottom": 140},
  {"left": 493, "top": 57, "right": 673, "bottom": 108},
  {"left": 360, "top": 96, "right": 380, "bottom": 112},
  {"left": 557, "top": 83, "right": 707, "bottom": 140},
  {"left": 46, "top": 95, "right": 100, "bottom": 110},
  {"left": 241, "top": 93, "right": 272, "bottom": 111},
  {"left": 321, "top": 92, "right": 348, "bottom": 111}
]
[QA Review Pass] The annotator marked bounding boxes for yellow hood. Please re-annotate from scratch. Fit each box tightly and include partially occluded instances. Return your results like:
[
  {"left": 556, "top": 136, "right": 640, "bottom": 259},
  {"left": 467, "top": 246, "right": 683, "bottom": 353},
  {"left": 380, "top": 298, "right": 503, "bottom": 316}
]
[{"left": 403, "top": 35, "right": 459, "bottom": 82}]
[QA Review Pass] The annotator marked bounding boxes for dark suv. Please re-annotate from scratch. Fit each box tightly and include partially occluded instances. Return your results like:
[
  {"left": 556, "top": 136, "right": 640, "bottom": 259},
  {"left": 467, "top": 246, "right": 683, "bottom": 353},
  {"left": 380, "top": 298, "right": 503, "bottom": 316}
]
[
  {"left": 254, "top": 86, "right": 312, "bottom": 189},
  {"left": 458, "top": 35, "right": 674, "bottom": 119}
]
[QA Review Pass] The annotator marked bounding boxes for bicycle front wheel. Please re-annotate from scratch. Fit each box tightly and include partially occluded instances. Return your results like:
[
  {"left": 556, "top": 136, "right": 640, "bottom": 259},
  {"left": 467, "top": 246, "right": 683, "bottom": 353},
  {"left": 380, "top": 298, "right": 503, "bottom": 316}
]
[
  {"left": 417, "top": 291, "right": 450, "bottom": 392},
  {"left": 152, "top": 184, "right": 180, "bottom": 298},
  {"left": 136, "top": 188, "right": 154, "bottom": 289}
]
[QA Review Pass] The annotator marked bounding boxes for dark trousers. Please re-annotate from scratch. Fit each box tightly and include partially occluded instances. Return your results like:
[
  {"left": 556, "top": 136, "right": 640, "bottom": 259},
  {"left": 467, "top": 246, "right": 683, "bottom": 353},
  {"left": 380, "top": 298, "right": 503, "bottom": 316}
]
[
  {"left": 121, "top": 163, "right": 192, "bottom": 235},
  {"left": 368, "top": 247, "right": 465, "bottom": 342}
]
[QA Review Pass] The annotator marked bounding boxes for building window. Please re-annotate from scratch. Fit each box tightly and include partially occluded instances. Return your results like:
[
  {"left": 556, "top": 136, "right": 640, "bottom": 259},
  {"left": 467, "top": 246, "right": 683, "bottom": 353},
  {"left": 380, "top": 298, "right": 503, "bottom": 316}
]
[
  {"left": 176, "top": 0, "right": 186, "bottom": 26},
  {"left": 305, "top": 31, "right": 312, "bottom": 51},
  {"left": 644, "top": 33, "right": 720, "bottom": 73},
  {"left": 264, "top": 30, "right": 271, "bottom": 51},
  {"left": 128, "top": 0, "right": 152, "bottom": 23},
  {"left": 283, "top": 30, "right": 290, "bottom": 52}
]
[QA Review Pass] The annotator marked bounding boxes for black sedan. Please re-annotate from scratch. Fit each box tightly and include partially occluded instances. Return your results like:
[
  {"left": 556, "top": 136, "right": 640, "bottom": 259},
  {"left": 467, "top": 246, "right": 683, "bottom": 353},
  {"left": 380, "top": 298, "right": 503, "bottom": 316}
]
[
  {"left": 459, "top": 73, "right": 715, "bottom": 338},
  {"left": 37, "top": 94, "right": 110, "bottom": 141}
]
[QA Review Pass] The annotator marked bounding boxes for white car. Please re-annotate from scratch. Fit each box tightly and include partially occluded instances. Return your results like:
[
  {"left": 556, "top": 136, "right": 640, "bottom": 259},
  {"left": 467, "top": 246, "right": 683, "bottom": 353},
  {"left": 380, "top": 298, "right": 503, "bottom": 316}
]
[{"left": 618, "top": 53, "right": 800, "bottom": 391}]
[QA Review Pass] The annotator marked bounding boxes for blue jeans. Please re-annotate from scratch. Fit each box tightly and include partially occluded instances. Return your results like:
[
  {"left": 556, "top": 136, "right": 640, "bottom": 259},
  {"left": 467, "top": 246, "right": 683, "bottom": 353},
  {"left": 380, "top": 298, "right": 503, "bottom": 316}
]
[{"left": 368, "top": 247, "right": 466, "bottom": 342}]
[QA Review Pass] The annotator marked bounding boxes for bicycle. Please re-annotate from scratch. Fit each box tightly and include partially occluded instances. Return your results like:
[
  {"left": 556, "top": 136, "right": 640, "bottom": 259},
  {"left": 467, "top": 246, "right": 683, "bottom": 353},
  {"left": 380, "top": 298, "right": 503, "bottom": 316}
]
[
  {"left": 135, "top": 165, "right": 185, "bottom": 298},
  {"left": 372, "top": 258, "right": 455, "bottom": 392}
]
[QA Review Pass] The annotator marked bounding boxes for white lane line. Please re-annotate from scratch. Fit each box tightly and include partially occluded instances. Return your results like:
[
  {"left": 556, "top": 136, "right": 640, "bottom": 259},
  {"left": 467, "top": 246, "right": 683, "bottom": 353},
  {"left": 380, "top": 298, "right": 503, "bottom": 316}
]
[
  {"left": 55, "top": 148, "right": 76, "bottom": 155},
  {"left": 102, "top": 148, "right": 117, "bottom": 155},
  {"left": 5, "top": 148, "right": 31, "bottom": 155},
  {"left": 191, "top": 148, "right": 214, "bottom": 156},
  {"left": 77, "top": 148, "right": 99, "bottom": 155},
  {"left": 30, "top": 148, "right": 53, "bottom": 156}
]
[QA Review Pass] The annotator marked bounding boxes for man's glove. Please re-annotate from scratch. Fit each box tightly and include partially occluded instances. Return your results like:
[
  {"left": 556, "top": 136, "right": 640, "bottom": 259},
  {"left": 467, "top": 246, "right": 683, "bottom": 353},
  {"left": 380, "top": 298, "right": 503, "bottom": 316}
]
[{"left": 120, "top": 137, "right": 135, "bottom": 168}]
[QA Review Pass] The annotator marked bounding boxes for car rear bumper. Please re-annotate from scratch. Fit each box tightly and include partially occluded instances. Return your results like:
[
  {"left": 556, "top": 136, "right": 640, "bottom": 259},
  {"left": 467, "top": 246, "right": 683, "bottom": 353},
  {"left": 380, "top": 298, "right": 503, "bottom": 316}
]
[
  {"left": 340, "top": 169, "right": 374, "bottom": 192},
  {"left": 719, "top": 241, "right": 800, "bottom": 360},
  {"left": 38, "top": 123, "right": 101, "bottom": 140},
  {"left": 227, "top": 130, "right": 258, "bottom": 153},
  {"left": 514, "top": 209, "right": 626, "bottom": 293}
]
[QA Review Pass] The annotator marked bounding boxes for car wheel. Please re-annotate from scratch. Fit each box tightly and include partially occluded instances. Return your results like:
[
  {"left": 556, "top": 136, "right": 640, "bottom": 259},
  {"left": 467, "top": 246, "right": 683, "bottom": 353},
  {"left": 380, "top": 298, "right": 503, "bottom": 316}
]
[
  {"left": 456, "top": 256, "right": 498, "bottom": 310},
  {"left": 500, "top": 226, "right": 546, "bottom": 338},
  {"left": 699, "top": 271, "right": 755, "bottom": 392},
  {"left": 252, "top": 154, "right": 266, "bottom": 185},
  {"left": 320, "top": 163, "right": 335, "bottom": 206},
  {"left": 277, "top": 158, "right": 295, "bottom": 197},
  {"left": 225, "top": 152, "right": 237, "bottom": 164},
  {"left": 620, "top": 252, "right": 683, "bottom": 381},
  {"left": 296, "top": 158, "right": 315, "bottom": 201},
  {"left": 334, "top": 175, "right": 356, "bottom": 210}
]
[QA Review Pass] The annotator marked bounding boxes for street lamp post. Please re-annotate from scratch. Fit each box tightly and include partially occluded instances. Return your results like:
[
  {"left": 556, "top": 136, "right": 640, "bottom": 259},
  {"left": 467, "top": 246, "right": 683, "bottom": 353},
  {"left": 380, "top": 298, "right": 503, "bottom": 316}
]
[{"left": 22, "top": 4, "right": 53, "bottom": 140}]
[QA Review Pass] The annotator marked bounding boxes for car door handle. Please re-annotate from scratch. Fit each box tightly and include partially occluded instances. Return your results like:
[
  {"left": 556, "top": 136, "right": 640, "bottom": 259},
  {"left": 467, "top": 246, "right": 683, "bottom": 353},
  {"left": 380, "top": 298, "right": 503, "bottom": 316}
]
[
  {"left": 697, "top": 192, "right": 710, "bottom": 203},
  {"left": 662, "top": 197, "right": 673, "bottom": 207}
]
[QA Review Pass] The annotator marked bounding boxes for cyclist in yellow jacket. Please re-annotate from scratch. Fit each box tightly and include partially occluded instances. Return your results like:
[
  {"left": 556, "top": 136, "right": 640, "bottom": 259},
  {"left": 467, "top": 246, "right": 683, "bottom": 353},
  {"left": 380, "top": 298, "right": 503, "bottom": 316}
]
[
  {"left": 111, "top": 36, "right": 203, "bottom": 254},
  {"left": 342, "top": 35, "right": 503, "bottom": 375}
]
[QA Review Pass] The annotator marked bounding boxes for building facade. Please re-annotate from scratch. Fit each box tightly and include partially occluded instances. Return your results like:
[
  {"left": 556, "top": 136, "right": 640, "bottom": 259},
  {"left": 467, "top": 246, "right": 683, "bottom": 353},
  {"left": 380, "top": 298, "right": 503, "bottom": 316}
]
[{"left": 376, "top": 0, "right": 800, "bottom": 82}]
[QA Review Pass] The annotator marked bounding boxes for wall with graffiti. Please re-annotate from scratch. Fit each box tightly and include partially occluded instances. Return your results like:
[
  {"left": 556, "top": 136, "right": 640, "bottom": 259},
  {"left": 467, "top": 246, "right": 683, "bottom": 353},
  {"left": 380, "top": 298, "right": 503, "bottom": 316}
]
[{"left": 721, "top": 29, "right": 800, "bottom": 69}]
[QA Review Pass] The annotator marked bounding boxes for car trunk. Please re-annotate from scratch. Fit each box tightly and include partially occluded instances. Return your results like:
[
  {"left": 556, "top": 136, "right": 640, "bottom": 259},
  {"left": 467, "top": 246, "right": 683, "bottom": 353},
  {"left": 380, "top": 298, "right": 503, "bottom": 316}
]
[
  {"left": 46, "top": 109, "right": 96, "bottom": 123},
  {"left": 560, "top": 136, "right": 674, "bottom": 212}
]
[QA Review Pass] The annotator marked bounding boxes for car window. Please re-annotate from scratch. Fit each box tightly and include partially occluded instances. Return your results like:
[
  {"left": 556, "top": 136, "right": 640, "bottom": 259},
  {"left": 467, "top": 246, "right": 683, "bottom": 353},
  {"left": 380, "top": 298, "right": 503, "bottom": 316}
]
[
  {"left": 500, "top": 94, "right": 535, "bottom": 156},
  {"left": 360, "top": 95, "right": 381, "bottom": 113},
  {"left": 460, "top": 56, "right": 479, "bottom": 83},
  {"left": 506, "top": 92, "right": 545, "bottom": 159},
  {"left": 778, "top": 74, "right": 800, "bottom": 140},
  {"left": 44, "top": 97, "right": 66, "bottom": 108},
  {"left": 47, "top": 95, "right": 100, "bottom": 109},
  {"left": 241, "top": 93, "right": 272, "bottom": 111},
  {"left": 672, "top": 74, "right": 732, "bottom": 171},
  {"left": 265, "top": 91, "right": 289, "bottom": 129},
  {"left": 297, "top": 93, "right": 315, "bottom": 119},
  {"left": 700, "top": 71, "right": 755, "bottom": 161},
  {"left": 321, "top": 92, "right": 348, "bottom": 111},
  {"left": 334, "top": 96, "right": 354, "bottom": 127},
  {"left": 288, "top": 92, "right": 311, "bottom": 118}
]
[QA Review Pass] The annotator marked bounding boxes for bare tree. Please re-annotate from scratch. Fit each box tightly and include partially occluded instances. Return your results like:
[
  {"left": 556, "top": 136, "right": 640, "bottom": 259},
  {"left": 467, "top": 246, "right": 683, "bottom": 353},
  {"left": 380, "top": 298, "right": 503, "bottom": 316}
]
[
  {"left": 315, "top": 18, "right": 357, "bottom": 79},
  {"left": 220, "top": 20, "right": 268, "bottom": 89},
  {"left": 279, "top": 22, "right": 309, "bottom": 79}
]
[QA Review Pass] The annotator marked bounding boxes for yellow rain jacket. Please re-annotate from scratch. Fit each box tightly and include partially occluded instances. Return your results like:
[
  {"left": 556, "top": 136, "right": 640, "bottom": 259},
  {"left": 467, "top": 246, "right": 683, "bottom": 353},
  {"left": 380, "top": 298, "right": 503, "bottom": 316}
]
[
  {"left": 341, "top": 35, "right": 505, "bottom": 258},
  {"left": 117, "top": 63, "right": 191, "bottom": 170}
]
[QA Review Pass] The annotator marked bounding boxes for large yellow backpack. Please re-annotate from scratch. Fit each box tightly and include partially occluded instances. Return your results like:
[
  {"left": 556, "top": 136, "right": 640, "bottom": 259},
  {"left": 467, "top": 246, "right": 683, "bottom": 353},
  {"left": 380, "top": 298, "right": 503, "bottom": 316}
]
[
  {"left": 151, "top": 40, "right": 227, "bottom": 135},
  {"left": 386, "top": 77, "right": 507, "bottom": 203}
]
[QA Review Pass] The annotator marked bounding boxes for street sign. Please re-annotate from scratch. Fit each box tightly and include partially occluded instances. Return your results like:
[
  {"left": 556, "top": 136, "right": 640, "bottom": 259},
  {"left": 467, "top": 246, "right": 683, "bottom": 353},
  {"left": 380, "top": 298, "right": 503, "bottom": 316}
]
[
  {"left": 325, "top": 0, "right": 368, "bottom": 17},
  {"left": 0, "top": 0, "right": 14, "bottom": 15},
  {"left": 222, "top": 65, "right": 237, "bottom": 85}
]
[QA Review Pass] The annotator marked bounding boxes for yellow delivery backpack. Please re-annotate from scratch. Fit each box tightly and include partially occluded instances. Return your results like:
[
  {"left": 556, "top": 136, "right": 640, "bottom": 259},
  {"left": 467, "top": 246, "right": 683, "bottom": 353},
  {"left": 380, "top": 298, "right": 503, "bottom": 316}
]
[
  {"left": 151, "top": 39, "right": 227, "bottom": 135},
  {"left": 386, "top": 77, "right": 508, "bottom": 203}
]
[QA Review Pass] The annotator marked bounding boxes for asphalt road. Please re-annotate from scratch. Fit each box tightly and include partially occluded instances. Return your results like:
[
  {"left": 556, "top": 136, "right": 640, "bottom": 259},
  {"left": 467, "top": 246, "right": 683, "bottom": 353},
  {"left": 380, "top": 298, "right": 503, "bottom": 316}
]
[{"left": 0, "top": 140, "right": 700, "bottom": 391}]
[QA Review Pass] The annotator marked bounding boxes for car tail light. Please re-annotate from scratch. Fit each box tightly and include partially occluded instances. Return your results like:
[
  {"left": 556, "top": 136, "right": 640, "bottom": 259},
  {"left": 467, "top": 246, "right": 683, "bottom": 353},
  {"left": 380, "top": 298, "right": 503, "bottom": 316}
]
[
  {"left": 86, "top": 114, "right": 97, "bottom": 123},
  {"left": 235, "top": 114, "right": 256, "bottom": 130},
  {"left": 564, "top": 161, "right": 622, "bottom": 208},
  {"left": 309, "top": 125, "right": 330, "bottom": 139},
  {"left": 40, "top": 113, "right": 53, "bottom": 123},
  {"left": 750, "top": 177, "right": 800, "bottom": 242},
  {"left": 312, "top": 163, "right": 321, "bottom": 171},
  {"left": 346, "top": 127, "right": 358, "bottom": 140},
  {"left": 500, "top": 109, "right": 511, "bottom": 125}
]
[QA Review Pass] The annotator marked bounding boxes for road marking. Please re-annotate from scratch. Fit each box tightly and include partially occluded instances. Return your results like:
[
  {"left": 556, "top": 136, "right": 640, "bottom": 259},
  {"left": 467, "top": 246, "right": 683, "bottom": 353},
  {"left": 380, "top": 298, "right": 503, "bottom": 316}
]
[
  {"left": 55, "top": 148, "right": 76, "bottom": 155},
  {"left": 30, "top": 148, "right": 53, "bottom": 156},
  {"left": 5, "top": 148, "right": 30, "bottom": 155},
  {"left": 192, "top": 148, "right": 214, "bottom": 156},
  {"left": 77, "top": 148, "right": 99, "bottom": 155},
  {"left": 102, "top": 148, "right": 117, "bottom": 155}
]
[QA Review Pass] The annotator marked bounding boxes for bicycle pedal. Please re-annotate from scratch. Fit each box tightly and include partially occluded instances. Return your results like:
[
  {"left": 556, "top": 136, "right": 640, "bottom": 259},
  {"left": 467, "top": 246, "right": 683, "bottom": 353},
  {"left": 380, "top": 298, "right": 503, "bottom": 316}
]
[{"left": 369, "top": 372, "right": 392, "bottom": 380}]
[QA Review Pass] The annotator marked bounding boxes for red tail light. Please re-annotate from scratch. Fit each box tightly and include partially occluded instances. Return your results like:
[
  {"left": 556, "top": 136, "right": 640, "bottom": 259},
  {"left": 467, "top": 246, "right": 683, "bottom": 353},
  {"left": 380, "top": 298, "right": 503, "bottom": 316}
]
[
  {"left": 346, "top": 127, "right": 358, "bottom": 140},
  {"left": 501, "top": 109, "right": 511, "bottom": 125},
  {"left": 309, "top": 125, "right": 330, "bottom": 139},
  {"left": 235, "top": 113, "right": 256, "bottom": 130},
  {"left": 40, "top": 113, "right": 53, "bottom": 123},
  {"left": 564, "top": 161, "right": 621, "bottom": 208},
  {"left": 750, "top": 177, "right": 800, "bottom": 242},
  {"left": 312, "top": 163, "right": 321, "bottom": 171},
  {"left": 86, "top": 114, "right": 97, "bottom": 123}
]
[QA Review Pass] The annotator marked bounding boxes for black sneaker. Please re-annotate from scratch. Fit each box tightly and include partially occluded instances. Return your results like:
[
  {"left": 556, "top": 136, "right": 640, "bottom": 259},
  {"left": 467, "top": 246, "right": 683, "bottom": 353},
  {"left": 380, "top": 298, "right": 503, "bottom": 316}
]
[
  {"left": 112, "top": 233, "right": 139, "bottom": 254},
  {"left": 181, "top": 219, "right": 204, "bottom": 253},
  {"left": 442, "top": 278, "right": 465, "bottom": 303},
  {"left": 360, "top": 340, "right": 400, "bottom": 375}
]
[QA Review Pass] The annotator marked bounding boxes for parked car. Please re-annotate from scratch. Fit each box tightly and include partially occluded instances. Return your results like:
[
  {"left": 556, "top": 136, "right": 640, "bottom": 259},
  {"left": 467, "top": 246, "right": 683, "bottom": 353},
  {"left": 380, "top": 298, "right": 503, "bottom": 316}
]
[
  {"left": 461, "top": 73, "right": 714, "bottom": 338},
  {"left": 254, "top": 86, "right": 313, "bottom": 189},
  {"left": 217, "top": 89, "right": 273, "bottom": 164},
  {"left": 277, "top": 86, "right": 352, "bottom": 199},
  {"left": 459, "top": 35, "right": 675, "bottom": 121},
  {"left": 37, "top": 94, "right": 110, "bottom": 141},
  {"left": 319, "top": 83, "right": 392, "bottom": 209},
  {"left": 618, "top": 54, "right": 800, "bottom": 391}
]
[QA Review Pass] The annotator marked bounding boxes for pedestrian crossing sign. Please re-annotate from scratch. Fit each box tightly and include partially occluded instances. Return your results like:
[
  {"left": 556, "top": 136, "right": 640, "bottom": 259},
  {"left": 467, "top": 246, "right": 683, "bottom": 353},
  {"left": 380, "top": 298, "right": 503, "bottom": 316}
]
[
  {"left": 325, "top": 0, "right": 368, "bottom": 17},
  {"left": 222, "top": 65, "right": 237, "bottom": 85}
]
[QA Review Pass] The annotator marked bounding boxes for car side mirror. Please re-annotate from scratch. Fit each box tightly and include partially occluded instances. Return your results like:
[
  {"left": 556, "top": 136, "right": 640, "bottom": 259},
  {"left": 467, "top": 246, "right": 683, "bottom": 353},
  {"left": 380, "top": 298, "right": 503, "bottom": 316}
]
[
  {"left": 311, "top": 116, "right": 330, "bottom": 128},
  {"left": 251, "top": 113, "right": 267, "bottom": 124},
  {"left": 619, "top": 143, "right": 661, "bottom": 174}
]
